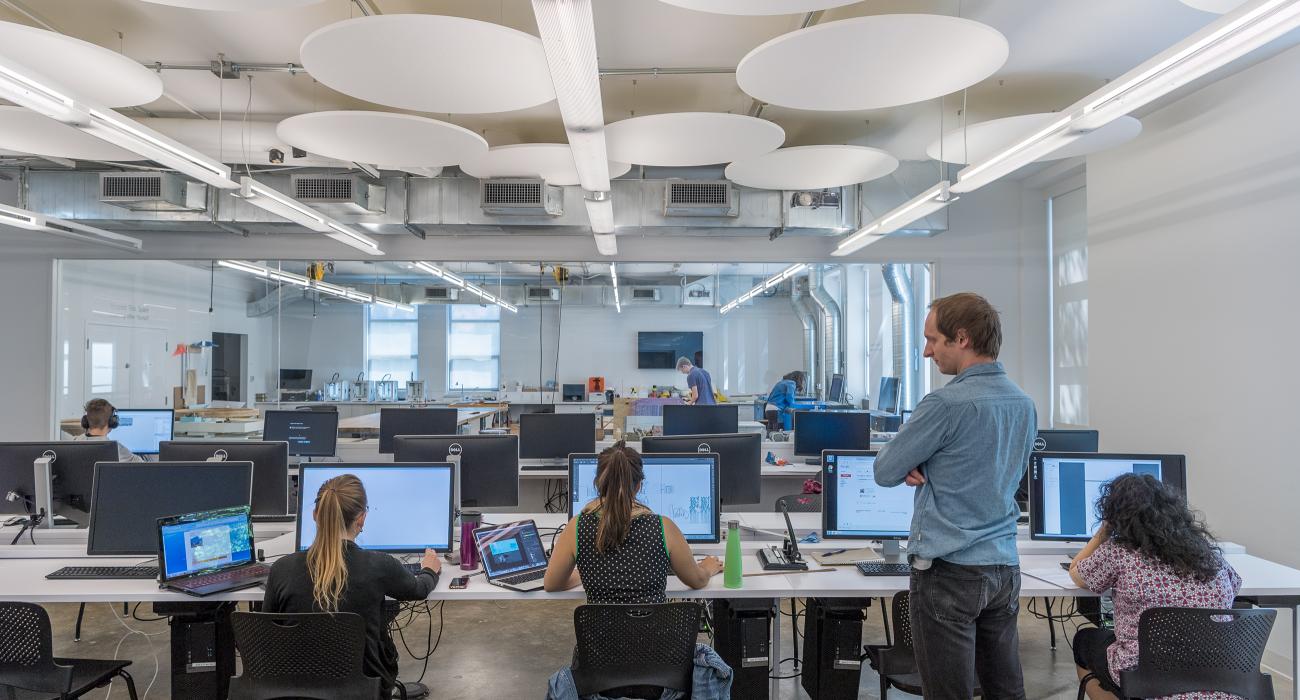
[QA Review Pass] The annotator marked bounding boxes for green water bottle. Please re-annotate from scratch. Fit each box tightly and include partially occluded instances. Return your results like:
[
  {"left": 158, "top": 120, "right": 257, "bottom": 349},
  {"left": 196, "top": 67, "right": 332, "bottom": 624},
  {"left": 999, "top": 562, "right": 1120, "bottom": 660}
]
[{"left": 724, "top": 519, "right": 743, "bottom": 589}]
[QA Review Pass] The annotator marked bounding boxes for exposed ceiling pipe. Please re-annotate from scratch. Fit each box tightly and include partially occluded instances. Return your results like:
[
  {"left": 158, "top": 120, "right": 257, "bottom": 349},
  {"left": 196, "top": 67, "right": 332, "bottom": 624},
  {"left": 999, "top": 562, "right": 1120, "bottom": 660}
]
[
  {"left": 140, "top": 63, "right": 735, "bottom": 77},
  {"left": 789, "top": 281, "right": 817, "bottom": 394},
  {"left": 809, "top": 265, "right": 842, "bottom": 399},
  {"left": 882, "top": 264, "right": 916, "bottom": 410},
  {"left": 351, "top": 0, "right": 382, "bottom": 16}
]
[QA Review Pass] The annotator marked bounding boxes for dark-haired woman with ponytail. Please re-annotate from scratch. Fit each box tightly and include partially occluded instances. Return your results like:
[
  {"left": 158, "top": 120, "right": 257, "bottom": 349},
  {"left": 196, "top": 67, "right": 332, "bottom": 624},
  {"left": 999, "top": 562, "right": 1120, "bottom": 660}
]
[
  {"left": 1069, "top": 473, "right": 1241, "bottom": 700},
  {"left": 264, "top": 474, "right": 442, "bottom": 699},
  {"left": 544, "top": 442, "right": 723, "bottom": 601}
]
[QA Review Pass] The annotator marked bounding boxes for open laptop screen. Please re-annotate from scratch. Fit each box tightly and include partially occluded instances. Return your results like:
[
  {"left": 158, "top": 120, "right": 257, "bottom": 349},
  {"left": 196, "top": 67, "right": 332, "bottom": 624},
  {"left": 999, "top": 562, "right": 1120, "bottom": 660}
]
[
  {"left": 475, "top": 520, "right": 548, "bottom": 579},
  {"left": 158, "top": 506, "right": 255, "bottom": 581}
]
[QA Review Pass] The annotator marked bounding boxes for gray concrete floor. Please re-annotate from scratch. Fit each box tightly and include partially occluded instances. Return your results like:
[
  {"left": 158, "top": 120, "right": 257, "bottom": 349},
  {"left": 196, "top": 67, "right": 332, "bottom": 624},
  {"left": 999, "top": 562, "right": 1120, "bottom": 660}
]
[{"left": 45, "top": 599, "right": 1293, "bottom": 699}]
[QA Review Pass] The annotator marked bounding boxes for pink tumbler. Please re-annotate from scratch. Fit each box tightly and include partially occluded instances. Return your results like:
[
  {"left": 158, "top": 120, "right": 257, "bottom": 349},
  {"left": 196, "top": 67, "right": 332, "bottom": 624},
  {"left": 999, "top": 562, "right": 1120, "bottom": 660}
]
[{"left": 459, "top": 511, "right": 481, "bottom": 570}]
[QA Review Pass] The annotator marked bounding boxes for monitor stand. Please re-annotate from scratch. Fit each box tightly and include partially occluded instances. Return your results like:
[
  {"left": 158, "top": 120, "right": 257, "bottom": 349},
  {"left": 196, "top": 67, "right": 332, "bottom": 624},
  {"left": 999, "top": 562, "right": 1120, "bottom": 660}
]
[
  {"left": 804, "top": 457, "right": 820, "bottom": 465},
  {"left": 875, "top": 540, "right": 906, "bottom": 563}
]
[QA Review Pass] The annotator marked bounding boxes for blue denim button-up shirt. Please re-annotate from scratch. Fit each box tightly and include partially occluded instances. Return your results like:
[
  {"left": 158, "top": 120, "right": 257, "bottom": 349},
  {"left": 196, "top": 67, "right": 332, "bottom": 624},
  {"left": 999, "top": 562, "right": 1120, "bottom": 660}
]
[{"left": 874, "top": 361, "right": 1037, "bottom": 566}]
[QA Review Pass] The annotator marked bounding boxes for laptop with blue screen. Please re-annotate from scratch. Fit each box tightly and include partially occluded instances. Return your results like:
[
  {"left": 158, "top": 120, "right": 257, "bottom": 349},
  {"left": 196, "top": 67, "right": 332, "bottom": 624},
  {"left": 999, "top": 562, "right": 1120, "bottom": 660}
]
[
  {"left": 472, "top": 519, "right": 550, "bottom": 592},
  {"left": 156, "top": 506, "right": 270, "bottom": 596}
]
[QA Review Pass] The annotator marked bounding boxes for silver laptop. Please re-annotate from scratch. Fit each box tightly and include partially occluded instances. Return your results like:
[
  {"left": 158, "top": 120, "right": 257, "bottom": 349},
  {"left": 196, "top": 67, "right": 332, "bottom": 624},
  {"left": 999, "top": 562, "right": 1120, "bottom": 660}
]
[{"left": 472, "top": 519, "right": 550, "bottom": 592}]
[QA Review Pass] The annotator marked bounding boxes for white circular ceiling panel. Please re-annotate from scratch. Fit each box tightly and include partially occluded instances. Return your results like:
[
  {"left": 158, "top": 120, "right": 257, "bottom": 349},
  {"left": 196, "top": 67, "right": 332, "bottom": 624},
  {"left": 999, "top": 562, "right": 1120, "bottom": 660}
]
[
  {"left": 605, "top": 113, "right": 785, "bottom": 167},
  {"left": 725, "top": 145, "right": 898, "bottom": 190},
  {"left": 925, "top": 113, "right": 1143, "bottom": 164},
  {"left": 300, "top": 15, "right": 556, "bottom": 114},
  {"left": 138, "top": 0, "right": 323, "bottom": 9},
  {"left": 0, "top": 22, "right": 163, "bottom": 108},
  {"left": 737, "top": 14, "right": 1008, "bottom": 111},
  {"left": 276, "top": 111, "right": 487, "bottom": 167},
  {"left": 0, "top": 107, "right": 146, "bottom": 161},
  {"left": 657, "top": 0, "right": 865, "bottom": 15},
  {"left": 142, "top": 118, "right": 342, "bottom": 166},
  {"left": 460, "top": 144, "right": 631, "bottom": 186},
  {"left": 1179, "top": 0, "right": 1247, "bottom": 12}
]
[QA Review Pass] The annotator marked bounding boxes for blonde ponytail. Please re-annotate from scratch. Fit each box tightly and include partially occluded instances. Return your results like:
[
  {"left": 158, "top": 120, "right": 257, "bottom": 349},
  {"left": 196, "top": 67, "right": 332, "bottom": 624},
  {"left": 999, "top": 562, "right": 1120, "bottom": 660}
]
[{"left": 307, "top": 474, "right": 366, "bottom": 611}]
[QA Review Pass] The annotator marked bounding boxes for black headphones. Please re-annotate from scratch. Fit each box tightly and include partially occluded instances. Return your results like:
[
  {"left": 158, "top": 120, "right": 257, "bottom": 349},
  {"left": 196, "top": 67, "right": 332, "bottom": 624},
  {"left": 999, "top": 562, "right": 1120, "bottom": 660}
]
[{"left": 80, "top": 402, "right": 120, "bottom": 431}]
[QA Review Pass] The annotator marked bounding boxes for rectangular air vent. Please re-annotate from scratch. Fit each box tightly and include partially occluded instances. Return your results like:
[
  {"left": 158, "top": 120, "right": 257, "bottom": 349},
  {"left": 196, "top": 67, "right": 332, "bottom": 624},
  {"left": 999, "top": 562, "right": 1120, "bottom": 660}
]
[
  {"left": 423, "top": 287, "right": 459, "bottom": 301},
  {"left": 480, "top": 179, "right": 563, "bottom": 216},
  {"left": 631, "top": 288, "right": 661, "bottom": 302},
  {"left": 526, "top": 287, "right": 560, "bottom": 301},
  {"left": 99, "top": 172, "right": 206, "bottom": 212},
  {"left": 291, "top": 175, "right": 384, "bottom": 214},
  {"left": 664, "top": 181, "right": 737, "bottom": 217}
]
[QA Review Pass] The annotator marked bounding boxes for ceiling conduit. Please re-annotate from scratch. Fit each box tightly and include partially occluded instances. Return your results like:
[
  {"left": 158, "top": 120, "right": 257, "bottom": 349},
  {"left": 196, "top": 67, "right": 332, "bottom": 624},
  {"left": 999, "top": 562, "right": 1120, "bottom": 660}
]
[{"left": 882, "top": 263, "right": 916, "bottom": 410}]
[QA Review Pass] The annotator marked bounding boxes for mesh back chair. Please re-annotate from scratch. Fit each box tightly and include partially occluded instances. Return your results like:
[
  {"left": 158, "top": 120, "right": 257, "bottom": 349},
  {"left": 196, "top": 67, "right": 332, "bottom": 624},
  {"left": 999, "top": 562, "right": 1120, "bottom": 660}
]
[
  {"left": 571, "top": 603, "right": 701, "bottom": 698},
  {"left": 1079, "top": 607, "right": 1277, "bottom": 700},
  {"left": 774, "top": 494, "right": 820, "bottom": 513},
  {"left": 863, "top": 592, "right": 983, "bottom": 699},
  {"left": 229, "top": 612, "right": 396, "bottom": 700},
  {"left": 0, "top": 602, "right": 137, "bottom": 700}
]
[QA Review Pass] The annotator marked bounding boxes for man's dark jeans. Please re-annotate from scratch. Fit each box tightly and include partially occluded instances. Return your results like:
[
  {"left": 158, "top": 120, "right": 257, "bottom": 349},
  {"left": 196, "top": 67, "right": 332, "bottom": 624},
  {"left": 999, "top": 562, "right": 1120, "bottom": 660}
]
[{"left": 908, "top": 559, "right": 1026, "bottom": 699}]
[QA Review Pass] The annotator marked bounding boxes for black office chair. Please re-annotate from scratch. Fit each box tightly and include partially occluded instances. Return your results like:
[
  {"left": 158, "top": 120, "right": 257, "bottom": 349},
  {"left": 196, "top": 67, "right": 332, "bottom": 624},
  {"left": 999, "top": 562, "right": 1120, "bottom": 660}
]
[
  {"left": 774, "top": 493, "right": 820, "bottom": 512},
  {"left": 229, "top": 611, "right": 401, "bottom": 700},
  {"left": 0, "top": 602, "right": 138, "bottom": 699},
  {"left": 1078, "top": 606, "right": 1277, "bottom": 700},
  {"left": 571, "top": 603, "right": 701, "bottom": 699},
  {"left": 864, "top": 592, "right": 983, "bottom": 699}
]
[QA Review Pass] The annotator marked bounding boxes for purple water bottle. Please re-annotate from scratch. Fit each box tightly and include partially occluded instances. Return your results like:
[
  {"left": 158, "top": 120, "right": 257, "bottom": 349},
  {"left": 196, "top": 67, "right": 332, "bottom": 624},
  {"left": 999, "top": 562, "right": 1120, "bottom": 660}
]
[{"left": 459, "top": 511, "right": 481, "bottom": 570}]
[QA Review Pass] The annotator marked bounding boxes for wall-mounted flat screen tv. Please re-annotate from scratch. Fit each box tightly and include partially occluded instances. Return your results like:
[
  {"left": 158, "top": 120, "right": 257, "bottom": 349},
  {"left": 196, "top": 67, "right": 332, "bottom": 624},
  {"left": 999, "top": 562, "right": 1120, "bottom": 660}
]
[{"left": 638, "top": 332, "right": 704, "bottom": 370}]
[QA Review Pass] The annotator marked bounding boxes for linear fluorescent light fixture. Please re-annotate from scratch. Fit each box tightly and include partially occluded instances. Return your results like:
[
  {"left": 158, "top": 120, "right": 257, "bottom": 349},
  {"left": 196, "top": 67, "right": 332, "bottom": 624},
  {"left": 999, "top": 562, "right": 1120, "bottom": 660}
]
[
  {"left": 720, "top": 263, "right": 806, "bottom": 315},
  {"left": 531, "top": 0, "right": 610, "bottom": 192},
  {"left": 833, "top": 182, "right": 955, "bottom": 257},
  {"left": 216, "top": 260, "right": 410, "bottom": 309},
  {"left": 237, "top": 177, "right": 382, "bottom": 256},
  {"left": 953, "top": 0, "right": 1300, "bottom": 195},
  {"left": 0, "top": 203, "right": 143, "bottom": 252},
  {"left": 412, "top": 261, "right": 516, "bottom": 312},
  {"left": 610, "top": 263, "right": 621, "bottom": 313}
]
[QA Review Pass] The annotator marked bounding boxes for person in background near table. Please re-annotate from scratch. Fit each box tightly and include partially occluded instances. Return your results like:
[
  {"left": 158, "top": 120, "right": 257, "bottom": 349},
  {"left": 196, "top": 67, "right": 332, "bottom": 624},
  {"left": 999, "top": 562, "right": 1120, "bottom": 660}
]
[
  {"left": 677, "top": 356, "right": 716, "bottom": 405},
  {"left": 873, "top": 292, "right": 1037, "bottom": 699},
  {"left": 264, "top": 474, "right": 441, "bottom": 699},
  {"left": 70, "top": 398, "right": 140, "bottom": 463},
  {"left": 764, "top": 370, "right": 805, "bottom": 431},
  {"left": 1070, "top": 474, "right": 1241, "bottom": 700},
  {"left": 544, "top": 441, "right": 723, "bottom": 602}
]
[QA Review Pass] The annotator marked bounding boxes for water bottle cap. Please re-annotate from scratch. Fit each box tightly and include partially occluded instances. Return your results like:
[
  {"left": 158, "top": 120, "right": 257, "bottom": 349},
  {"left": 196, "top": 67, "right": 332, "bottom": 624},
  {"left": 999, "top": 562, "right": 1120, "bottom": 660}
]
[{"left": 727, "top": 519, "right": 740, "bottom": 528}]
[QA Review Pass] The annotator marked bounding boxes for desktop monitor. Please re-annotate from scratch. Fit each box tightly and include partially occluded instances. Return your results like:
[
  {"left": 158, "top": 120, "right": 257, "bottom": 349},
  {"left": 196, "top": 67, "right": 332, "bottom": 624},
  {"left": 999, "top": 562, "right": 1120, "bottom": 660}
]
[
  {"left": 1017, "top": 429, "right": 1102, "bottom": 508},
  {"left": 822, "top": 450, "right": 913, "bottom": 540},
  {"left": 279, "top": 369, "right": 312, "bottom": 391},
  {"left": 642, "top": 433, "right": 761, "bottom": 505},
  {"left": 519, "top": 413, "right": 597, "bottom": 460},
  {"left": 0, "top": 441, "right": 119, "bottom": 518},
  {"left": 1029, "top": 452, "right": 1187, "bottom": 543},
  {"left": 87, "top": 461, "right": 252, "bottom": 556},
  {"left": 379, "top": 408, "right": 458, "bottom": 454},
  {"left": 263, "top": 409, "right": 338, "bottom": 457},
  {"left": 827, "top": 374, "right": 845, "bottom": 404},
  {"left": 661, "top": 404, "right": 739, "bottom": 436},
  {"left": 568, "top": 452, "right": 720, "bottom": 543},
  {"left": 393, "top": 435, "right": 519, "bottom": 508},
  {"left": 158, "top": 440, "right": 290, "bottom": 517},
  {"left": 109, "top": 409, "right": 174, "bottom": 455},
  {"left": 296, "top": 464, "right": 455, "bottom": 553},
  {"left": 793, "top": 411, "right": 872, "bottom": 458},
  {"left": 877, "top": 377, "right": 901, "bottom": 414}
]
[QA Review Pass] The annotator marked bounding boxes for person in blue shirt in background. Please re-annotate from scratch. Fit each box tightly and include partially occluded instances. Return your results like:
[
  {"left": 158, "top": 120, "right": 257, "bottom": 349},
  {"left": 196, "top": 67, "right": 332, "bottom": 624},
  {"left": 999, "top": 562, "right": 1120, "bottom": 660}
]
[
  {"left": 676, "top": 356, "right": 715, "bottom": 405},
  {"left": 763, "top": 370, "right": 805, "bottom": 430},
  {"left": 873, "top": 292, "right": 1037, "bottom": 700}
]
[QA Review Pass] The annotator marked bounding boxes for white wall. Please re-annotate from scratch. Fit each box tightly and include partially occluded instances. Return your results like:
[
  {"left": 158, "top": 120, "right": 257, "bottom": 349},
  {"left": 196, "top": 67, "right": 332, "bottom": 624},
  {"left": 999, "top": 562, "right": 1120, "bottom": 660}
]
[
  {"left": 273, "top": 302, "right": 365, "bottom": 389},
  {"left": 1088, "top": 43, "right": 1300, "bottom": 676},
  {"left": 0, "top": 255, "right": 55, "bottom": 441}
]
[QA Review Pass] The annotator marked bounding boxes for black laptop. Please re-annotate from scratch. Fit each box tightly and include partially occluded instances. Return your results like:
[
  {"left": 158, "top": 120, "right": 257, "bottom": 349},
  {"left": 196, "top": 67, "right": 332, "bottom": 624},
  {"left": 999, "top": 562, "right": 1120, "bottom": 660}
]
[{"left": 156, "top": 506, "right": 270, "bottom": 597}]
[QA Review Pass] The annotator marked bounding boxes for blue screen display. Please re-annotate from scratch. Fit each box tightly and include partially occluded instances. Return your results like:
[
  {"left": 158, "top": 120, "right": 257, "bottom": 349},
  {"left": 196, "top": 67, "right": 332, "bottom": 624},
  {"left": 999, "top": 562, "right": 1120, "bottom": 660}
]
[{"left": 160, "top": 512, "right": 253, "bottom": 579}]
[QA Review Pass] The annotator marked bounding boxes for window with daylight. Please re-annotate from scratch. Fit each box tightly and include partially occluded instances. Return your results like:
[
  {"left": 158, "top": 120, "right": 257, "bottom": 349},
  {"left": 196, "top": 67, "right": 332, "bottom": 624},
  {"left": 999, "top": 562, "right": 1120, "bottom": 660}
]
[
  {"left": 447, "top": 305, "right": 500, "bottom": 392},
  {"left": 365, "top": 304, "right": 419, "bottom": 383}
]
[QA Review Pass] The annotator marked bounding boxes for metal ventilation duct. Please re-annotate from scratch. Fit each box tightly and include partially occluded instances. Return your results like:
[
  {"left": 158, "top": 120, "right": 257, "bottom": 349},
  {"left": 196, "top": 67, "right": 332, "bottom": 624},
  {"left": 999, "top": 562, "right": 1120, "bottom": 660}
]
[
  {"left": 809, "top": 265, "right": 843, "bottom": 398},
  {"left": 882, "top": 263, "right": 916, "bottom": 409},
  {"left": 790, "top": 281, "right": 817, "bottom": 392}
]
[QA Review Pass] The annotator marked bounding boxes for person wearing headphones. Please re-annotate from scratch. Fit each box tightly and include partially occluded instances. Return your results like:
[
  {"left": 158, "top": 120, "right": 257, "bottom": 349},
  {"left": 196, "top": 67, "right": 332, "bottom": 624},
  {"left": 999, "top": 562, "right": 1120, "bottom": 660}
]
[{"left": 71, "top": 398, "right": 140, "bottom": 462}]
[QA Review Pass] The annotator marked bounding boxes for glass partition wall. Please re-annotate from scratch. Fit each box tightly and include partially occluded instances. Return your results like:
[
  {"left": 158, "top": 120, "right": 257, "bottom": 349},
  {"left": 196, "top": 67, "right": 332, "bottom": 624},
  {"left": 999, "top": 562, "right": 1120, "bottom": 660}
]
[{"left": 50, "top": 259, "right": 930, "bottom": 434}]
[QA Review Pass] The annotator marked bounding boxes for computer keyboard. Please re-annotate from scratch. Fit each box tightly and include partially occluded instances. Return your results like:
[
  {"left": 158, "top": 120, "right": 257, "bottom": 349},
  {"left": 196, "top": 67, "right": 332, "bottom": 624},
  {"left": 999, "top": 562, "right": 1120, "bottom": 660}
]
[
  {"left": 499, "top": 569, "right": 546, "bottom": 586},
  {"left": 175, "top": 564, "right": 270, "bottom": 589},
  {"left": 47, "top": 565, "right": 159, "bottom": 580},
  {"left": 251, "top": 514, "right": 296, "bottom": 523},
  {"left": 856, "top": 561, "right": 912, "bottom": 577}
]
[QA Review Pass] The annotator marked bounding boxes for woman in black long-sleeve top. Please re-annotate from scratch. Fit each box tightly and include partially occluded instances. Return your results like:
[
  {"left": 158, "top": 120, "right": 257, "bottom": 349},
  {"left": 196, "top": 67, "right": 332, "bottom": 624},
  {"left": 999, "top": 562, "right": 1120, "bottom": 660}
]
[{"left": 264, "top": 474, "right": 441, "bottom": 699}]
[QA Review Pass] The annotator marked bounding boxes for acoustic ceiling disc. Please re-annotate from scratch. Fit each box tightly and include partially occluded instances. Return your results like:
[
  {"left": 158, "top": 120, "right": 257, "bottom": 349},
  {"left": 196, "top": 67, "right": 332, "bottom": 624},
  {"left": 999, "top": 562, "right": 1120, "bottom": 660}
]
[
  {"left": 142, "top": 118, "right": 341, "bottom": 166},
  {"left": 656, "top": 0, "right": 866, "bottom": 15},
  {"left": 0, "top": 107, "right": 146, "bottom": 161},
  {"left": 460, "top": 144, "right": 632, "bottom": 186},
  {"left": 1179, "top": 0, "right": 1247, "bottom": 12},
  {"left": 137, "top": 0, "right": 324, "bottom": 10},
  {"left": 725, "top": 145, "right": 899, "bottom": 190},
  {"left": 276, "top": 111, "right": 488, "bottom": 167},
  {"left": 300, "top": 14, "right": 556, "bottom": 114},
  {"left": 605, "top": 112, "right": 785, "bottom": 167},
  {"left": 736, "top": 14, "right": 1008, "bottom": 111},
  {"left": 925, "top": 113, "right": 1142, "bottom": 164},
  {"left": 0, "top": 20, "right": 163, "bottom": 107}
]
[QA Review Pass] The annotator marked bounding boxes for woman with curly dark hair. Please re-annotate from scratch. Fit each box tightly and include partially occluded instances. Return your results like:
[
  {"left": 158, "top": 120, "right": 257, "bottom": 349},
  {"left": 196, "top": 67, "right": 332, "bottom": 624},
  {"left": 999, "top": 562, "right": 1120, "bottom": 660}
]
[{"left": 1068, "top": 473, "right": 1241, "bottom": 700}]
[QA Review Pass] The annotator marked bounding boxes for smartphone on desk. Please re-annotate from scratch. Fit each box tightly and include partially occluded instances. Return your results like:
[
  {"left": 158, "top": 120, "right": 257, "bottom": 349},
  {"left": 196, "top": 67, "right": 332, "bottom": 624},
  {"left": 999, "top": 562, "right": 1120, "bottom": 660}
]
[{"left": 449, "top": 576, "right": 470, "bottom": 590}]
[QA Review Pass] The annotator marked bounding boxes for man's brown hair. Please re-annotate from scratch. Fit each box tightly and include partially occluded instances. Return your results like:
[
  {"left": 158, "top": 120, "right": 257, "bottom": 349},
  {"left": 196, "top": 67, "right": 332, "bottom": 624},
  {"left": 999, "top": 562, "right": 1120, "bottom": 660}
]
[
  {"left": 83, "top": 398, "right": 115, "bottom": 429},
  {"left": 930, "top": 292, "right": 1002, "bottom": 359}
]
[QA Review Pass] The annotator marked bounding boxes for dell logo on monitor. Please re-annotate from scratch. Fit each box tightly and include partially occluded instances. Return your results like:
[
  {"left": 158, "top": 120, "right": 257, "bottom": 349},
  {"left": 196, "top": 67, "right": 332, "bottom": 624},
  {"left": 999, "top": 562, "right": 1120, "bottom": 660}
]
[
  {"left": 696, "top": 443, "right": 710, "bottom": 454},
  {"left": 1033, "top": 437, "right": 1047, "bottom": 451},
  {"left": 448, "top": 443, "right": 463, "bottom": 456}
]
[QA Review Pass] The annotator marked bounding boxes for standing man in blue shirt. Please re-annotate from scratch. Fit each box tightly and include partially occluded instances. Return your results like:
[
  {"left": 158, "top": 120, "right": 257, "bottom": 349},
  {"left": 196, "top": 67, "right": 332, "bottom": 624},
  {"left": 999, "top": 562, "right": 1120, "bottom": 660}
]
[
  {"left": 874, "top": 292, "right": 1037, "bottom": 699},
  {"left": 676, "top": 357, "right": 716, "bottom": 405}
]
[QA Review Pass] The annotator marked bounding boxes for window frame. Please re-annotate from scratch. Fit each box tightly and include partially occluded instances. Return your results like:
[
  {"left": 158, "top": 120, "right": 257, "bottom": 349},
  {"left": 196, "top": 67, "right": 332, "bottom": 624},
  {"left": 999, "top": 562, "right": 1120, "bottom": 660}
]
[
  {"left": 364, "top": 304, "right": 419, "bottom": 383},
  {"left": 446, "top": 305, "right": 501, "bottom": 392}
]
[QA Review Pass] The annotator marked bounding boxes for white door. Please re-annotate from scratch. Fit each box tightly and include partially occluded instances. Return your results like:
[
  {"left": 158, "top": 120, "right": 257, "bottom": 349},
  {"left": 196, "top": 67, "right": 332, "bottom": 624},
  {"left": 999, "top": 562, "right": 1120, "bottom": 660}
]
[
  {"left": 84, "top": 323, "right": 132, "bottom": 407},
  {"left": 130, "top": 327, "right": 171, "bottom": 408}
]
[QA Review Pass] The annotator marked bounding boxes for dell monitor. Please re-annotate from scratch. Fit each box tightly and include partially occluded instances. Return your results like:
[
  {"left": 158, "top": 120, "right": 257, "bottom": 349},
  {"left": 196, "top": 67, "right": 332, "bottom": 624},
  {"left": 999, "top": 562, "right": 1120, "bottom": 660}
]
[
  {"left": 793, "top": 411, "right": 872, "bottom": 463},
  {"left": 0, "top": 441, "right": 119, "bottom": 519},
  {"left": 109, "top": 409, "right": 174, "bottom": 455},
  {"left": 278, "top": 368, "right": 312, "bottom": 391},
  {"left": 159, "top": 440, "right": 290, "bottom": 517},
  {"left": 519, "top": 413, "right": 597, "bottom": 461},
  {"left": 568, "top": 452, "right": 720, "bottom": 543},
  {"left": 1017, "top": 429, "right": 1102, "bottom": 509},
  {"left": 877, "top": 376, "right": 901, "bottom": 414},
  {"left": 296, "top": 463, "right": 455, "bottom": 553},
  {"left": 1029, "top": 452, "right": 1187, "bottom": 543},
  {"left": 393, "top": 435, "right": 519, "bottom": 508},
  {"left": 827, "top": 374, "right": 845, "bottom": 404},
  {"left": 661, "top": 404, "right": 739, "bottom": 436},
  {"left": 263, "top": 409, "right": 338, "bottom": 458},
  {"left": 642, "top": 432, "right": 761, "bottom": 505},
  {"left": 379, "top": 408, "right": 458, "bottom": 454},
  {"left": 87, "top": 461, "right": 253, "bottom": 556},
  {"left": 822, "top": 450, "right": 913, "bottom": 557}
]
